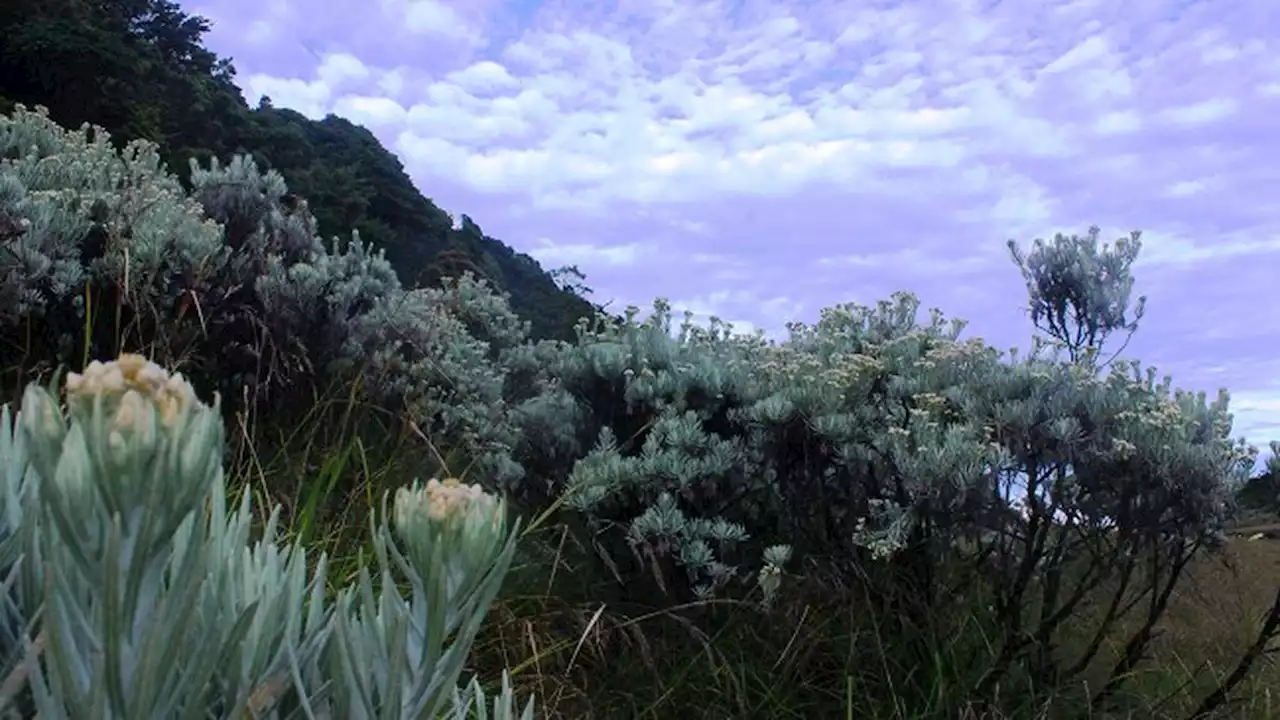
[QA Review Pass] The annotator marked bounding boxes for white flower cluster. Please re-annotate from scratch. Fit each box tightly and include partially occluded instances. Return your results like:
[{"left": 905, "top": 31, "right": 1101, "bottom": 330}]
[
  {"left": 394, "top": 477, "right": 502, "bottom": 539},
  {"left": 65, "top": 353, "right": 198, "bottom": 427}
]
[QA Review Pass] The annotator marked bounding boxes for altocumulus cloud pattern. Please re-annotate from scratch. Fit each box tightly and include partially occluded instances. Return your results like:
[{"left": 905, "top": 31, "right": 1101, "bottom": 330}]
[{"left": 190, "top": 0, "right": 1280, "bottom": 461}]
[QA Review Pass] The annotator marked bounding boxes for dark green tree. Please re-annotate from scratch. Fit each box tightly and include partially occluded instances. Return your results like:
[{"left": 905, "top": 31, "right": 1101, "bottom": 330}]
[{"left": 549, "top": 264, "right": 593, "bottom": 298}]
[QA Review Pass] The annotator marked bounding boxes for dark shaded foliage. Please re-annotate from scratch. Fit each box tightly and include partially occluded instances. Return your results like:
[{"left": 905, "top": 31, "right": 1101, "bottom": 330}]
[{"left": 1237, "top": 467, "right": 1279, "bottom": 515}]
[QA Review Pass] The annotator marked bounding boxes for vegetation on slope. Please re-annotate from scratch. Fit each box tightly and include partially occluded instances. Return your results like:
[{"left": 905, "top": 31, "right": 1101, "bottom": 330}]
[
  {"left": 0, "top": 0, "right": 597, "bottom": 342},
  {"left": 4, "top": 2, "right": 1280, "bottom": 719}
]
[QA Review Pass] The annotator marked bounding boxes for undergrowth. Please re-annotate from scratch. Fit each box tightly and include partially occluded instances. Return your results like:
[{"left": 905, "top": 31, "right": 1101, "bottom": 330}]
[{"left": 224, "top": 378, "right": 1280, "bottom": 720}]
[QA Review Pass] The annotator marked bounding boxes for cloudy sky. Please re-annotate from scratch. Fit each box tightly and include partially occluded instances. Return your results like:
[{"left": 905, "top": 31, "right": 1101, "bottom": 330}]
[{"left": 189, "top": 0, "right": 1278, "bottom": 462}]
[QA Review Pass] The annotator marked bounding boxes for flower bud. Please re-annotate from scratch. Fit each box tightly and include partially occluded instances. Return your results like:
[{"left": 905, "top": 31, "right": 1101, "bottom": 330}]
[
  {"left": 26, "top": 355, "right": 219, "bottom": 535},
  {"left": 392, "top": 478, "right": 507, "bottom": 601},
  {"left": 19, "top": 384, "right": 66, "bottom": 484},
  {"left": 394, "top": 478, "right": 502, "bottom": 543}
]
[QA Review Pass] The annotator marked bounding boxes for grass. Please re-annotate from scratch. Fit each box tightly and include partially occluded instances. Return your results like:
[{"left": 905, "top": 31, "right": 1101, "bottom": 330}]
[
  {"left": 1099, "top": 535, "right": 1280, "bottom": 719},
  {"left": 194, "top": 379, "right": 1280, "bottom": 720}
]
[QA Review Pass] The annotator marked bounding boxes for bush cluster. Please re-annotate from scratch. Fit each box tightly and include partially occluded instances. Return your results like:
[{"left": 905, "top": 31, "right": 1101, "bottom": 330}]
[{"left": 2, "top": 105, "right": 1274, "bottom": 716}]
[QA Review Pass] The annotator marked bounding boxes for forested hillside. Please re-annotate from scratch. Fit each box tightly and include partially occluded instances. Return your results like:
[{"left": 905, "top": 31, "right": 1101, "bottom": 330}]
[{"left": 0, "top": 0, "right": 596, "bottom": 342}]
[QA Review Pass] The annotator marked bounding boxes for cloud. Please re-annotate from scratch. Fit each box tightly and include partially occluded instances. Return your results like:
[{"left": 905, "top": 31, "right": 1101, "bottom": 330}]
[
  {"left": 1094, "top": 111, "right": 1142, "bottom": 135},
  {"left": 316, "top": 53, "right": 370, "bottom": 86},
  {"left": 1159, "top": 98, "right": 1239, "bottom": 126},
  {"left": 243, "top": 53, "right": 379, "bottom": 116},
  {"left": 666, "top": 289, "right": 804, "bottom": 340},
  {"left": 333, "top": 95, "right": 407, "bottom": 126},
  {"left": 528, "top": 238, "right": 647, "bottom": 268},
  {"left": 816, "top": 248, "right": 991, "bottom": 277},
  {"left": 1235, "top": 391, "right": 1280, "bottom": 441},
  {"left": 196, "top": 0, "right": 1280, "bottom": 450},
  {"left": 381, "top": 0, "right": 481, "bottom": 44},
  {"left": 1134, "top": 228, "right": 1280, "bottom": 266},
  {"left": 447, "top": 61, "right": 520, "bottom": 94},
  {"left": 243, "top": 74, "right": 331, "bottom": 116}
]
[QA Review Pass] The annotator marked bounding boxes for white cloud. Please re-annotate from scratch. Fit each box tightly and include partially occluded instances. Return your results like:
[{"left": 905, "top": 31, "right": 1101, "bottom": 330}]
[
  {"left": 1165, "top": 178, "right": 1217, "bottom": 198},
  {"left": 244, "top": 74, "right": 331, "bottom": 118},
  {"left": 1041, "top": 36, "right": 1111, "bottom": 75},
  {"left": 1036, "top": 34, "right": 1134, "bottom": 107},
  {"left": 528, "top": 238, "right": 646, "bottom": 268},
  {"left": 378, "top": 9, "right": 1100, "bottom": 209},
  {"left": 247, "top": 54, "right": 380, "bottom": 119},
  {"left": 817, "top": 248, "right": 991, "bottom": 276},
  {"left": 1135, "top": 229, "right": 1280, "bottom": 267},
  {"left": 388, "top": 0, "right": 472, "bottom": 38},
  {"left": 448, "top": 61, "right": 520, "bottom": 94},
  {"left": 759, "top": 296, "right": 805, "bottom": 323},
  {"left": 1093, "top": 110, "right": 1142, "bottom": 135},
  {"left": 671, "top": 219, "right": 709, "bottom": 234},
  {"left": 668, "top": 291, "right": 764, "bottom": 337},
  {"left": 664, "top": 289, "right": 801, "bottom": 340},
  {"left": 333, "top": 95, "right": 407, "bottom": 125},
  {"left": 200, "top": 0, "right": 1280, "bottom": 449},
  {"left": 1201, "top": 45, "right": 1240, "bottom": 64},
  {"left": 1231, "top": 390, "right": 1280, "bottom": 449},
  {"left": 378, "top": 68, "right": 407, "bottom": 96},
  {"left": 678, "top": 252, "right": 754, "bottom": 282},
  {"left": 689, "top": 252, "right": 731, "bottom": 264},
  {"left": 238, "top": 2, "right": 1241, "bottom": 212},
  {"left": 1158, "top": 98, "right": 1238, "bottom": 126},
  {"left": 317, "top": 53, "right": 370, "bottom": 87}
]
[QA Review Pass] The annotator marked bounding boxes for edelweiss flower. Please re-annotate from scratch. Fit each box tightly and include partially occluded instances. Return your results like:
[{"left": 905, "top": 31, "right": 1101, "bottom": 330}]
[
  {"left": 66, "top": 353, "right": 198, "bottom": 428},
  {"left": 395, "top": 478, "right": 485, "bottom": 525},
  {"left": 389, "top": 477, "right": 509, "bottom": 608}
]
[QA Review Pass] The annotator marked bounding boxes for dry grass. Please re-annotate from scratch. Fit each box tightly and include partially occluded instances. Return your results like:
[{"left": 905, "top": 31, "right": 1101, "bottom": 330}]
[
  {"left": 453, "top": 531, "right": 1280, "bottom": 720},
  {"left": 1095, "top": 535, "right": 1280, "bottom": 719}
]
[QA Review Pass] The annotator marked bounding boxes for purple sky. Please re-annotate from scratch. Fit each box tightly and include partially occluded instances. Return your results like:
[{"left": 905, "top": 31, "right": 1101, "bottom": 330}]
[{"left": 188, "top": 0, "right": 1279, "bottom": 461}]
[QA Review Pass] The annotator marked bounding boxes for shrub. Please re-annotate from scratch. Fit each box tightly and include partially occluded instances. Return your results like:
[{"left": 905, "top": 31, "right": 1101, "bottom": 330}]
[
  {"left": 499, "top": 231, "right": 1261, "bottom": 714},
  {"left": 0, "top": 105, "right": 532, "bottom": 489}
]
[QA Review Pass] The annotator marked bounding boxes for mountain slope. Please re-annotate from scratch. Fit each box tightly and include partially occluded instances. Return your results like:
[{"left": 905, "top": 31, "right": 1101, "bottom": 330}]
[{"left": 0, "top": 0, "right": 597, "bottom": 341}]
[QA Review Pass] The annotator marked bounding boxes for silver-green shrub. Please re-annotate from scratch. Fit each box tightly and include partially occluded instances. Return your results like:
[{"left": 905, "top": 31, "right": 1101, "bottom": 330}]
[
  {"left": 505, "top": 302, "right": 782, "bottom": 601},
  {"left": 507, "top": 249, "right": 1256, "bottom": 672},
  {"left": 0, "top": 354, "right": 531, "bottom": 718},
  {"left": 0, "top": 106, "right": 225, "bottom": 347},
  {"left": 0, "top": 106, "right": 530, "bottom": 491},
  {"left": 339, "top": 275, "right": 531, "bottom": 488},
  {"left": 501, "top": 291, "right": 1009, "bottom": 602}
]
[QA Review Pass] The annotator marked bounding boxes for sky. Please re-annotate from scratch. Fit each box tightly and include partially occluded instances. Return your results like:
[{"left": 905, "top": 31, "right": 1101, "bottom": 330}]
[{"left": 188, "top": 0, "right": 1278, "bottom": 466}]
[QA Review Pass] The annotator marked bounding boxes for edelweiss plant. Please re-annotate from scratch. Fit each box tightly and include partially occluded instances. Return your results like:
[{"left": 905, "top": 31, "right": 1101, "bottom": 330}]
[
  {"left": 0, "top": 354, "right": 531, "bottom": 719},
  {"left": 327, "top": 477, "right": 523, "bottom": 718}
]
